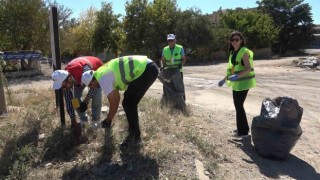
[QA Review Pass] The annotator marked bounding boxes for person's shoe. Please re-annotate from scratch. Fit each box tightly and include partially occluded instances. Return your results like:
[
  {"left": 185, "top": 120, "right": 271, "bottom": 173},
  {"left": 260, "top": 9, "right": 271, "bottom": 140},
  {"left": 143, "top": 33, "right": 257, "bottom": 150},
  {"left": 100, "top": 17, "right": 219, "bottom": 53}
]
[
  {"left": 232, "top": 133, "right": 250, "bottom": 138},
  {"left": 91, "top": 121, "right": 101, "bottom": 130}
]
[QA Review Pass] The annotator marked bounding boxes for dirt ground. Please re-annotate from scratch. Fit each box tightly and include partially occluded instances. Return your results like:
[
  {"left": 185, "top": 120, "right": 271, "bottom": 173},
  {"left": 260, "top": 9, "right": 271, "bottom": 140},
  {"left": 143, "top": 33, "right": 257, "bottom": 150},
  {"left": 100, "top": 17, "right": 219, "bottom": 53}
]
[
  {"left": 7, "top": 56, "right": 320, "bottom": 179},
  {"left": 144, "top": 56, "right": 320, "bottom": 179}
]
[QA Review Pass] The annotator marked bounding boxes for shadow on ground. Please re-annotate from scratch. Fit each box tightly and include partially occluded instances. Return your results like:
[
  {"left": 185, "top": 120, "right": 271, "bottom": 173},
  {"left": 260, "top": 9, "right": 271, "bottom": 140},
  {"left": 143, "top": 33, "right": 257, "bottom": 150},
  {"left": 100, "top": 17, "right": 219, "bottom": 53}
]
[
  {"left": 61, "top": 128, "right": 159, "bottom": 180},
  {"left": 230, "top": 137, "right": 320, "bottom": 180}
]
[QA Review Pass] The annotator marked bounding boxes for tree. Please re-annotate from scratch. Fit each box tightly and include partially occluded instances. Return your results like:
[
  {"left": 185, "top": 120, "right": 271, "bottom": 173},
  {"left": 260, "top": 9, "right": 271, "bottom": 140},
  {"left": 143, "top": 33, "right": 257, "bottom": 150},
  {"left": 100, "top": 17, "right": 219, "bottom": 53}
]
[
  {"left": 220, "top": 9, "right": 279, "bottom": 49},
  {"left": 145, "top": 0, "right": 178, "bottom": 59},
  {"left": 0, "top": 0, "right": 72, "bottom": 54},
  {"left": 69, "top": 6, "right": 97, "bottom": 56},
  {"left": 257, "top": 0, "right": 314, "bottom": 53},
  {"left": 92, "top": 2, "right": 122, "bottom": 56},
  {"left": 123, "top": 0, "right": 150, "bottom": 52},
  {"left": 174, "top": 8, "right": 213, "bottom": 60},
  {"left": 0, "top": 0, "right": 49, "bottom": 51}
]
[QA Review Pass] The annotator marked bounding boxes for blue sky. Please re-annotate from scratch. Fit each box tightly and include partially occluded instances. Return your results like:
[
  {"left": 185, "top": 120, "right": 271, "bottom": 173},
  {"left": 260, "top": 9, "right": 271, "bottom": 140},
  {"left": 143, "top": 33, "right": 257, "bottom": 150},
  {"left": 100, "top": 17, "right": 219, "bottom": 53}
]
[{"left": 55, "top": 0, "right": 320, "bottom": 24}]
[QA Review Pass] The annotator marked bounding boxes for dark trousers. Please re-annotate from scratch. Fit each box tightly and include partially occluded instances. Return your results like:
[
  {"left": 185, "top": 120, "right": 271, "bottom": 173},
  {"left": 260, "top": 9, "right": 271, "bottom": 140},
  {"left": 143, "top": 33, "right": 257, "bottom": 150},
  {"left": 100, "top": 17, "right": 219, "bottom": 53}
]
[
  {"left": 122, "top": 62, "right": 158, "bottom": 139},
  {"left": 232, "top": 89, "right": 249, "bottom": 135}
]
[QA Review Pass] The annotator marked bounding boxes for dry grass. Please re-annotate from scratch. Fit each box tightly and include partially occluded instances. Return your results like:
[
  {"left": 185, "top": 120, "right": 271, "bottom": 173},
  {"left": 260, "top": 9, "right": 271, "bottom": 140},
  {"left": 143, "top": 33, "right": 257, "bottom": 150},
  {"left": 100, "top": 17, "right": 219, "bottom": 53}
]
[{"left": 0, "top": 88, "right": 219, "bottom": 179}]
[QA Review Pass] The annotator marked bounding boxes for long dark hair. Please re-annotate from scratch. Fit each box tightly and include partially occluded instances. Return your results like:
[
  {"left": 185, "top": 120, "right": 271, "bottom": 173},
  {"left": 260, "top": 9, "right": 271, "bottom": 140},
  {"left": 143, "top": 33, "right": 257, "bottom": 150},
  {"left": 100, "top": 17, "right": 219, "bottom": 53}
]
[{"left": 228, "top": 31, "right": 246, "bottom": 54}]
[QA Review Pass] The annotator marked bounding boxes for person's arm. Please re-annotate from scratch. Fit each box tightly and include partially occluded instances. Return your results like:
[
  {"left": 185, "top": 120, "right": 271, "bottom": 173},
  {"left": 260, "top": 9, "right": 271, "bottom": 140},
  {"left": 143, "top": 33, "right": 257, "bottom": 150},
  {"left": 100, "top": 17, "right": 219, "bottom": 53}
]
[
  {"left": 238, "top": 51, "right": 251, "bottom": 78},
  {"left": 63, "top": 88, "right": 77, "bottom": 125},
  {"left": 83, "top": 87, "right": 97, "bottom": 103},
  {"left": 106, "top": 89, "right": 120, "bottom": 122}
]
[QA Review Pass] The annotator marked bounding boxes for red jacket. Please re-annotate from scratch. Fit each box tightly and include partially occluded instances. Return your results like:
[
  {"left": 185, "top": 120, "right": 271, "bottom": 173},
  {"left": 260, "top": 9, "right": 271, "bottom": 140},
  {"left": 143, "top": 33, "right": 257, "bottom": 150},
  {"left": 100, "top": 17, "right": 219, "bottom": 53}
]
[{"left": 65, "top": 56, "right": 103, "bottom": 85}]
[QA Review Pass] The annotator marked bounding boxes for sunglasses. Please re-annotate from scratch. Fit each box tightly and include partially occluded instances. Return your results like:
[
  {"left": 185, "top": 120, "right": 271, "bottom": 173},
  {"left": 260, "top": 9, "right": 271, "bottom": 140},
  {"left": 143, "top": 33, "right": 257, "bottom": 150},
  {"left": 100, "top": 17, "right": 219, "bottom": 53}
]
[
  {"left": 167, "top": 40, "right": 174, "bottom": 42},
  {"left": 230, "top": 38, "right": 240, "bottom": 42}
]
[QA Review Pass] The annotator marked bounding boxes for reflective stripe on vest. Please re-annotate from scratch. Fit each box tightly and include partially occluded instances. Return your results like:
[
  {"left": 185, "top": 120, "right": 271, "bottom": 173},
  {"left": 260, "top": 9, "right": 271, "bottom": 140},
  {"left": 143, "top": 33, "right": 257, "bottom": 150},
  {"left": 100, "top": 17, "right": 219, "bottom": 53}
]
[
  {"left": 163, "top": 44, "right": 182, "bottom": 68},
  {"left": 233, "top": 74, "right": 256, "bottom": 81},
  {"left": 227, "top": 47, "right": 256, "bottom": 91},
  {"left": 94, "top": 56, "right": 148, "bottom": 91},
  {"left": 119, "top": 57, "right": 135, "bottom": 85}
]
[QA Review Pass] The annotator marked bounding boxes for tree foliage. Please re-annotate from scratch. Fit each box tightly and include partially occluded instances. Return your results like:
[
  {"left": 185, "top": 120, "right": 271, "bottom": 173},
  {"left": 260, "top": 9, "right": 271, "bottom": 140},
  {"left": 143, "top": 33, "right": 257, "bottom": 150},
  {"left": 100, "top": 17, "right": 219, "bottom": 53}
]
[
  {"left": 257, "top": 0, "right": 314, "bottom": 53},
  {"left": 69, "top": 6, "right": 97, "bottom": 55},
  {"left": 0, "top": 0, "right": 49, "bottom": 50},
  {"left": 0, "top": 0, "right": 72, "bottom": 55},
  {"left": 174, "top": 8, "right": 213, "bottom": 59},
  {"left": 92, "top": 2, "right": 122, "bottom": 56},
  {"left": 123, "top": 0, "right": 150, "bottom": 52},
  {"left": 220, "top": 9, "right": 279, "bottom": 49},
  {"left": 145, "top": 0, "right": 178, "bottom": 59}
]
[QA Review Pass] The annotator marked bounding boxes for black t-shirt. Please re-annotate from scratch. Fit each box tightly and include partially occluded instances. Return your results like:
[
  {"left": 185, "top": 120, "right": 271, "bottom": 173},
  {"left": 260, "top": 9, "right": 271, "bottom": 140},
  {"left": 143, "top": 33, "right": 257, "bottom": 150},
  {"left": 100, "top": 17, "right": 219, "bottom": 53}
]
[
  {"left": 231, "top": 50, "right": 245, "bottom": 66},
  {"left": 231, "top": 50, "right": 239, "bottom": 66}
]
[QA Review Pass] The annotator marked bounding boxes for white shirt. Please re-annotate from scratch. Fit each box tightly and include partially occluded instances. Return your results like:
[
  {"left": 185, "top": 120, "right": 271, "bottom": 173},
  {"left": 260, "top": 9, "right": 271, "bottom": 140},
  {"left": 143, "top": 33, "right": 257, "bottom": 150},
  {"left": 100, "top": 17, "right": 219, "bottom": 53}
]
[
  {"left": 98, "top": 71, "right": 115, "bottom": 96},
  {"left": 98, "top": 59, "right": 152, "bottom": 96}
]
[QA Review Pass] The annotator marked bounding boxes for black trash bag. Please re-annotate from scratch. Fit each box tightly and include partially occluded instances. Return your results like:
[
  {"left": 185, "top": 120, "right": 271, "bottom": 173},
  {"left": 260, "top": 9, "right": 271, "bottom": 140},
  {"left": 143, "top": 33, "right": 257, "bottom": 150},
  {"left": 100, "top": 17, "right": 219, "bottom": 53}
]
[
  {"left": 158, "top": 68, "right": 186, "bottom": 110},
  {"left": 252, "top": 97, "right": 303, "bottom": 160}
]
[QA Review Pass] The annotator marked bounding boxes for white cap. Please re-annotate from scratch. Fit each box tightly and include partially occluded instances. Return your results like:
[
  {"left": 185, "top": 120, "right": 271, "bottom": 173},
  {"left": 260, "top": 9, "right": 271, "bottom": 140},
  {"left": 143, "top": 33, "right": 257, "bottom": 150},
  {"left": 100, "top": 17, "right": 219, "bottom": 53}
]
[
  {"left": 167, "top": 34, "right": 175, "bottom": 40},
  {"left": 52, "top": 70, "right": 69, "bottom": 90},
  {"left": 81, "top": 70, "right": 94, "bottom": 86}
]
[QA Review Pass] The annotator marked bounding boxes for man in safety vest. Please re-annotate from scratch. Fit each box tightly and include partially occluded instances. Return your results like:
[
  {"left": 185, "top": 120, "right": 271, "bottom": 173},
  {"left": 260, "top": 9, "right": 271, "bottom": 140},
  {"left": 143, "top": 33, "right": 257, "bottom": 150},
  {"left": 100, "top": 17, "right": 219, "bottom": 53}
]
[
  {"left": 81, "top": 55, "right": 158, "bottom": 147},
  {"left": 52, "top": 56, "right": 103, "bottom": 130},
  {"left": 160, "top": 34, "right": 187, "bottom": 102}
]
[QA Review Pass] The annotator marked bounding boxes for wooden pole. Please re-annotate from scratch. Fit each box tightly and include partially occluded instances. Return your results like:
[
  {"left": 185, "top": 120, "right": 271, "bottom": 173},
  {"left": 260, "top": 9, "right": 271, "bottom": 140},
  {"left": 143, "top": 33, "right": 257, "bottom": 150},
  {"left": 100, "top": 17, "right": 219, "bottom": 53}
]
[
  {"left": 49, "top": 6, "right": 65, "bottom": 126},
  {"left": 0, "top": 70, "right": 7, "bottom": 115}
]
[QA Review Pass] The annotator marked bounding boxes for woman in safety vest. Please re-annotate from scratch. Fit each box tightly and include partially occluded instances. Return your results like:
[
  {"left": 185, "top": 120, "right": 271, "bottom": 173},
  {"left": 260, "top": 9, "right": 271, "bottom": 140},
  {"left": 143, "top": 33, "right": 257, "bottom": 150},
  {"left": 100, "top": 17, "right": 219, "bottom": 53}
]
[
  {"left": 218, "top": 31, "right": 256, "bottom": 138},
  {"left": 81, "top": 55, "right": 158, "bottom": 147}
]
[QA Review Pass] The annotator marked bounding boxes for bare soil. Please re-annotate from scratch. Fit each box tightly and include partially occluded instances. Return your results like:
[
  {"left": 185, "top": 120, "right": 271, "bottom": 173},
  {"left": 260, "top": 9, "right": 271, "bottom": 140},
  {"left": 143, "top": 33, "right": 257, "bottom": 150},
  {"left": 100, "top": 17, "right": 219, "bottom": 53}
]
[
  {"left": 148, "top": 56, "right": 320, "bottom": 179},
  {"left": 7, "top": 57, "right": 320, "bottom": 179}
]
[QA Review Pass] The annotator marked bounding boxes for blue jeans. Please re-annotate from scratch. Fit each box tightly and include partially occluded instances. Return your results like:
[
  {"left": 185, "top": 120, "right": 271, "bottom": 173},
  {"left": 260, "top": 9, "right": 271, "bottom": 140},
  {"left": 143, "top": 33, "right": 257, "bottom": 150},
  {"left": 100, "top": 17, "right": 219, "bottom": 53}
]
[{"left": 74, "top": 86, "right": 102, "bottom": 122}]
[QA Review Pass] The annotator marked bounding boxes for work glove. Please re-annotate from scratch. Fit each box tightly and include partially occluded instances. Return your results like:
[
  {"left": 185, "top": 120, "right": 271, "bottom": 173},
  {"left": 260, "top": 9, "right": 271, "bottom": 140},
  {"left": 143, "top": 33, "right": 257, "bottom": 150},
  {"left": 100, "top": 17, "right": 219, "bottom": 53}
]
[
  {"left": 218, "top": 79, "right": 225, "bottom": 87},
  {"left": 229, "top": 74, "right": 239, "bottom": 81},
  {"left": 178, "top": 64, "right": 182, "bottom": 69},
  {"left": 78, "top": 102, "right": 88, "bottom": 112},
  {"left": 101, "top": 118, "right": 112, "bottom": 128},
  {"left": 160, "top": 66, "right": 165, "bottom": 71}
]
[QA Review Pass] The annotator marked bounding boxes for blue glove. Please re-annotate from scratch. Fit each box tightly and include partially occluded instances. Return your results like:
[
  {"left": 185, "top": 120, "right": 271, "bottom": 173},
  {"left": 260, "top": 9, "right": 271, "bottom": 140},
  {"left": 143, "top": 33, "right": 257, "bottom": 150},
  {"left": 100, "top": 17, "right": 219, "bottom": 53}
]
[
  {"left": 218, "top": 79, "right": 225, "bottom": 87},
  {"left": 229, "top": 74, "right": 239, "bottom": 81}
]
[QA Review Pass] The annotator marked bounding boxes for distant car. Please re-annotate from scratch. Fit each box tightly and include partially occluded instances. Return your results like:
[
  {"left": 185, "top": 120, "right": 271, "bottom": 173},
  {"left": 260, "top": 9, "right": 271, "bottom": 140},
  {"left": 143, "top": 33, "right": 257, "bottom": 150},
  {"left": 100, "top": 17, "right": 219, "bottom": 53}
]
[{"left": 40, "top": 57, "right": 48, "bottom": 64}]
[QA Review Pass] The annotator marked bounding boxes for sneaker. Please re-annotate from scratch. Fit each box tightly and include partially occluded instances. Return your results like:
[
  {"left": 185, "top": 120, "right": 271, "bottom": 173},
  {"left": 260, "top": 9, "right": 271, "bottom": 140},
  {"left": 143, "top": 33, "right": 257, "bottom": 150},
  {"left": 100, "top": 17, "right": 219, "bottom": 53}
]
[
  {"left": 91, "top": 121, "right": 101, "bottom": 130},
  {"left": 232, "top": 133, "right": 250, "bottom": 138}
]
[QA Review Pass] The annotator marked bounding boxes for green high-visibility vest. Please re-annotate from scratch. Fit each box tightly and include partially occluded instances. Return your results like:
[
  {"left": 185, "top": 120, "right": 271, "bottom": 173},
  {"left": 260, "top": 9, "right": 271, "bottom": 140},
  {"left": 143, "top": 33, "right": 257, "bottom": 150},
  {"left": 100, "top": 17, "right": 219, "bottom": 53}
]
[
  {"left": 226, "top": 47, "right": 256, "bottom": 91},
  {"left": 94, "top": 56, "right": 148, "bottom": 91},
  {"left": 163, "top": 44, "right": 183, "bottom": 69}
]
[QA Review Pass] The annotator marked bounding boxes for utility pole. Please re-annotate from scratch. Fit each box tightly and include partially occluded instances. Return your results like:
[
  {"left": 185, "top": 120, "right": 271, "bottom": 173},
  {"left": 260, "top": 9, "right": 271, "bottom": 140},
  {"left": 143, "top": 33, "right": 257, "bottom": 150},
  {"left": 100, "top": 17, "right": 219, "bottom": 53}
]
[
  {"left": 49, "top": 6, "right": 65, "bottom": 126},
  {"left": 0, "top": 69, "right": 7, "bottom": 116}
]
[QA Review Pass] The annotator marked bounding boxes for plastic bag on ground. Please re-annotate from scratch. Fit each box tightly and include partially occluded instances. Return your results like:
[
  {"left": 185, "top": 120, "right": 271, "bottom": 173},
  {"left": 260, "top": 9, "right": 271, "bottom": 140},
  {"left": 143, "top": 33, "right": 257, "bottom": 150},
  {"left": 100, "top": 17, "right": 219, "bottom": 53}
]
[
  {"left": 251, "top": 97, "right": 303, "bottom": 160},
  {"left": 158, "top": 68, "right": 186, "bottom": 110}
]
